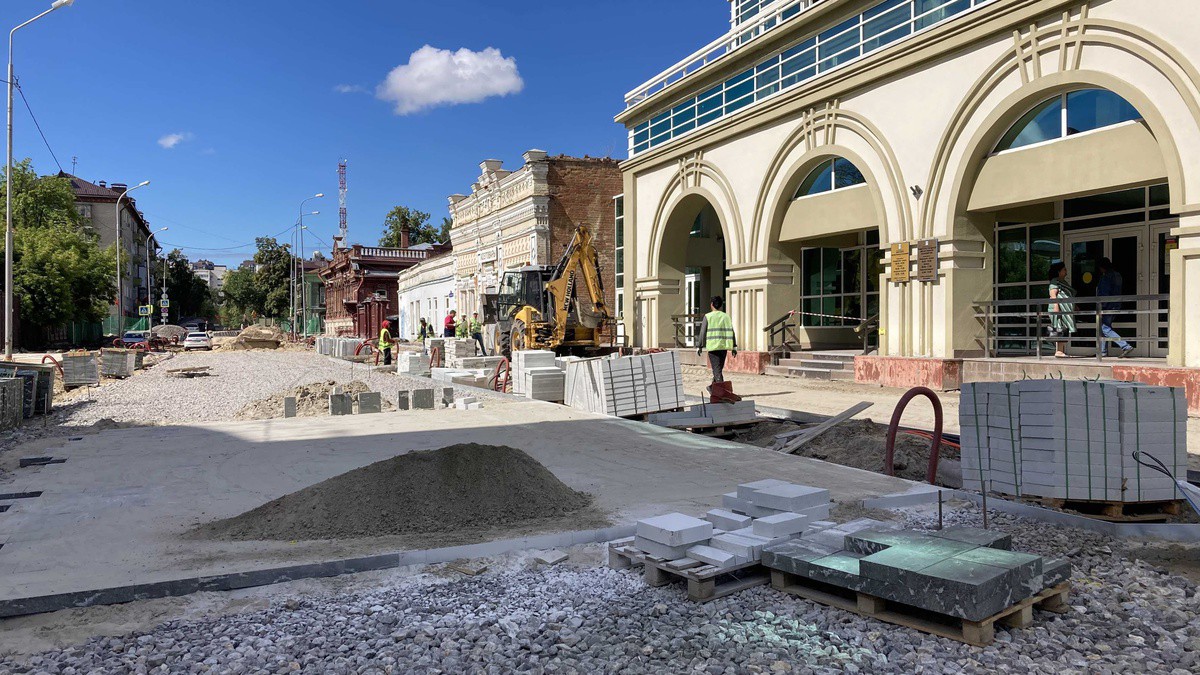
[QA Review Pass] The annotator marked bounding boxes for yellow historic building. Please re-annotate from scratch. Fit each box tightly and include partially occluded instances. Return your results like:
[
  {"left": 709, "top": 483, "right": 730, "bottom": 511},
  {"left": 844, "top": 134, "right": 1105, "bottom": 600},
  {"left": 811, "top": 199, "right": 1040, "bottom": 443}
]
[{"left": 617, "top": 0, "right": 1200, "bottom": 401}]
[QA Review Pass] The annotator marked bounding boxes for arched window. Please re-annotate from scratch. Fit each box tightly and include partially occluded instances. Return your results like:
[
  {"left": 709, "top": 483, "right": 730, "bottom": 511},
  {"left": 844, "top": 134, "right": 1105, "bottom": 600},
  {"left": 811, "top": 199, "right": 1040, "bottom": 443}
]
[
  {"left": 794, "top": 157, "right": 866, "bottom": 199},
  {"left": 996, "top": 89, "right": 1142, "bottom": 152}
]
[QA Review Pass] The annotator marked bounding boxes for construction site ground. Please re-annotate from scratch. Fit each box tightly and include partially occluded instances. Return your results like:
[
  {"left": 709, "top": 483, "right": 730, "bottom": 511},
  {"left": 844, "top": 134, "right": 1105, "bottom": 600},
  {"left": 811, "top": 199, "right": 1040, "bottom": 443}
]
[
  {"left": 0, "top": 349, "right": 1196, "bottom": 672},
  {"left": 681, "top": 365, "right": 1200, "bottom": 472}
]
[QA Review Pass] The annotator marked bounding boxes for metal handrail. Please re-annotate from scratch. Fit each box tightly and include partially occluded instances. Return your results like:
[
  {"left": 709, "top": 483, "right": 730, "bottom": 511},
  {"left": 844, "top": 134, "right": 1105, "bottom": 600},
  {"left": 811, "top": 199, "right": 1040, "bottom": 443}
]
[
  {"left": 670, "top": 313, "right": 705, "bottom": 348},
  {"left": 972, "top": 293, "right": 1168, "bottom": 362},
  {"left": 623, "top": 0, "right": 826, "bottom": 108}
]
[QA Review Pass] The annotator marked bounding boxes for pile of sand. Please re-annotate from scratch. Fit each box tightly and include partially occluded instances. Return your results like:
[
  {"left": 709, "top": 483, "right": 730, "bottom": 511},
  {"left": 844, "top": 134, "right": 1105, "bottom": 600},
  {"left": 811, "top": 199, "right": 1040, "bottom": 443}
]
[
  {"left": 151, "top": 324, "right": 188, "bottom": 342},
  {"left": 192, "top": 444, "right": 595, "bottom": 541},
  {"left": 224, "top": 325, "right": 285, "bottom": 350},
  {"left": 235, "top": 380, "right": 383, "bottom": 419}
]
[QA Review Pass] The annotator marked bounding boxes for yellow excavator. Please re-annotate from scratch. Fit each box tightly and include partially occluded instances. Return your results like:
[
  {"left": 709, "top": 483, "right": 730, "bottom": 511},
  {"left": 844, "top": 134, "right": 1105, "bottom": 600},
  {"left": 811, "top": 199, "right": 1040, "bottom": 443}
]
[{"left": 484, "top": 224, "right": 615, "bottom": 358}]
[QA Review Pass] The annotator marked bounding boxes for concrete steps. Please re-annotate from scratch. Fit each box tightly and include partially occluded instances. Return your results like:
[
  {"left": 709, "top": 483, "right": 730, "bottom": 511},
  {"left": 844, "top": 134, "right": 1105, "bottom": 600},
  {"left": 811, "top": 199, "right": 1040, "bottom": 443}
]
[{"left": 765, "top": 351, "right": 860, "bottom": 381}]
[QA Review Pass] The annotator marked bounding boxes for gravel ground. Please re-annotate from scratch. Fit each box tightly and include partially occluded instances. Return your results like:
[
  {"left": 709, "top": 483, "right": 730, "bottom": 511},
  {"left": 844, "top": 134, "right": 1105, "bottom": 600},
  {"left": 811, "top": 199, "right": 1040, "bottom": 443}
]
[
  {"left": 4, "top": 509, "right": 1197, "bottom": 674},
  {"left": 49, "top": 350, "right": 494, "bottom": 427}
]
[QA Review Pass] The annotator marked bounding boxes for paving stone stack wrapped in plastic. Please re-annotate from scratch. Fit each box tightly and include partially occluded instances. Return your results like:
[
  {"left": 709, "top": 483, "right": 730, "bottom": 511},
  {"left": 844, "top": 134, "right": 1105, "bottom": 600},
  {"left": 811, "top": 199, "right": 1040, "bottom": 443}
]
[
  {"left": 395, "top": 352, "right": 431, "bottom": 377},
  {"left": 960, "top": 380, "right": 1187, "bottom": 503}
]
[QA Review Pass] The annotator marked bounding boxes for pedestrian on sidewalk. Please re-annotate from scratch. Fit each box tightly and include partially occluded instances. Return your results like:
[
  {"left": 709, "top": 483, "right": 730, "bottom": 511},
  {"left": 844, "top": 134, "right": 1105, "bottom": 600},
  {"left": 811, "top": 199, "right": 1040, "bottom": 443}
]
[
  {"left": 1097, "top": 257, "right": 1134, "bottom": 358},
  {"left": 1048, "top": 262, "right": 1076, "bottom": 358},
  {"left": 418, "top": 317, "right": 430, "bottom": 340},
  {"left": 379, "top": 320, "right": 394, "bottom": 366},
  {"left": 469, "top": 312, "right": 487, "bottom": 356},
  {"left": 443, "top": 310, "right": 457, "bottom": 338},
  {"left": 697, "top": 296, "right": 737, "bottom": 385}
]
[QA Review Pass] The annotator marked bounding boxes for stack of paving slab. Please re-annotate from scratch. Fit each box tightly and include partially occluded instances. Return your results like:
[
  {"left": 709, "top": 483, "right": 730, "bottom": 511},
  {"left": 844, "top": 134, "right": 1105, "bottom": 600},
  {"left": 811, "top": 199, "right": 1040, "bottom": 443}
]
[
  {"left": 425, "top": 338, "right": 446, "bottom": 358},
  {"left": 564, "top": 351, "right": 684, "bottom": 417},
  {"left": 762, "top": 525, "right": 1073, "bottom": 623},
  {"left": 512, "top": 350, "right": 556, "bottom": 396},
  {"left": 62, "top": 351, "right": 100, "bottom": 388},
  {"left": 100, "top": 349, "right": 137, "bottom": 378},
  {"left": 315, "top": 337, "right": 362, "bottom": 359},
  {"left": 457, "top": 356, "right": 504, "bottom": 371},
  {"left": 0, "top": 377, "right": 22, "bottom": 429},
  {"left": 628, "top": 479, "right": 831, "bottom": 572},
  {"left": 444, "top": 339, "right": 477, "bottom": 367},
  {"left": 454, "top": 396, "right": 484, "bottom": 410},
  {"left": 647, "top": 401, "right": 757, "bottom": 428},
  {"left": 525, "top": 366, "right": 566, "bottom": 402},
  {"left": 431, "top": 367, "right": 490, "bottom": 388},
  {"left": 961, "top": 380, "right": 1187, "bottom": 503},
  {"left": 0, "top": 362, "right": 54, "bottom": 415},
  {"left": 395, "top": 352, "right": 431, "bottom": 377}
]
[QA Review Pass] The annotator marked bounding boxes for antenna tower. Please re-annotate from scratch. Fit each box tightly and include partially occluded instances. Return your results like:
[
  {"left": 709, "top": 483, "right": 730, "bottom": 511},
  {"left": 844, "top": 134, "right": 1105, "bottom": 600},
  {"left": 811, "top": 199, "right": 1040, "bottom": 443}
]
[{"left": 337, "top": 160, "right": 348, "bottom": 247}]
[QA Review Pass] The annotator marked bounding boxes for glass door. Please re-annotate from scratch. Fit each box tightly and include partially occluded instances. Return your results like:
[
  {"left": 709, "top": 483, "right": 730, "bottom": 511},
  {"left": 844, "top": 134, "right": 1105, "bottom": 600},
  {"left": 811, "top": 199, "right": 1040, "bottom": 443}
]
[
  {"left": 1064, "top": 226, "right": 1146, "bottom": 357},
  {"left": 684, "top": 268, "right": 701, "bottom": 347},
  {"left": 1149, "top": 221, "right": 1176, "bottom": 358}
]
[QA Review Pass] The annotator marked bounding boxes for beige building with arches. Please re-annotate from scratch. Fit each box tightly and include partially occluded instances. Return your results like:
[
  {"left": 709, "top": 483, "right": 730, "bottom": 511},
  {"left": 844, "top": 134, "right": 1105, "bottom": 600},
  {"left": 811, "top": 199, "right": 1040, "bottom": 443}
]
[{"left": 617, "top": 0, "right": 1200, "bottom": 407}]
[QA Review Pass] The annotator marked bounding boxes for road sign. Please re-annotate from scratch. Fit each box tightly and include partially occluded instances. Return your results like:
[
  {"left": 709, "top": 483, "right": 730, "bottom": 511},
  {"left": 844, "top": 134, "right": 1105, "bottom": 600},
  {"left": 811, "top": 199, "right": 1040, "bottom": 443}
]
[
  {"left": 138, "top": 305, "right": 152, "bottom": 316},
  {"left": 160, "top": 299, "right": 170, "bottom": 309}
]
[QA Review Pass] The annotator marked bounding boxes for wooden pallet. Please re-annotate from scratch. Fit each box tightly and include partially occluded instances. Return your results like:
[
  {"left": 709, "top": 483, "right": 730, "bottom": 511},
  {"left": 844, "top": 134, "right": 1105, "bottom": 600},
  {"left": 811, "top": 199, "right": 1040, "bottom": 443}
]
[
  {"left": 771, "top": 570, "right": 1070, "bottom": 647},
  {"left": 1012, "top": 495, "right": 1182, "bottom": 522},
  {"left": 607, "top": 539, "right": 770, "bottom": 602}
]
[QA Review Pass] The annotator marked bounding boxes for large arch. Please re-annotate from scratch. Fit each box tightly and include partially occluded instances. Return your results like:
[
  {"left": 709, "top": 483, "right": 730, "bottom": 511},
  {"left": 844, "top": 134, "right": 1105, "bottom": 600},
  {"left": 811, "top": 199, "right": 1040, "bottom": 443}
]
[{"left": 911, "top": 10, "right": 1200, "bottom": 362}]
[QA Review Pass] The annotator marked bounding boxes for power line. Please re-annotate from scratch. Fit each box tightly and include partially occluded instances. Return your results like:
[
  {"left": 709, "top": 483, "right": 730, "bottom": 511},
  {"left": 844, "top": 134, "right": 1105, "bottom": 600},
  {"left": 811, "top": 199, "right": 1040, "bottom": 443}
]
[{"left": 13, "top": 79, "right": 63, "bottom": 173}]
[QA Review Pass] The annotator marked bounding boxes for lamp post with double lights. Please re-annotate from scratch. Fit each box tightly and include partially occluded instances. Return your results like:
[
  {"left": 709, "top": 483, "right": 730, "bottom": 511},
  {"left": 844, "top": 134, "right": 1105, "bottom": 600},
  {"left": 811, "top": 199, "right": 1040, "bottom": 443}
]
[
  {"left": 145, "top": 227, "right": 167, "bottom": 338},
  {"left": 114, "top": 180, "right": 150, "bottom": 335}
]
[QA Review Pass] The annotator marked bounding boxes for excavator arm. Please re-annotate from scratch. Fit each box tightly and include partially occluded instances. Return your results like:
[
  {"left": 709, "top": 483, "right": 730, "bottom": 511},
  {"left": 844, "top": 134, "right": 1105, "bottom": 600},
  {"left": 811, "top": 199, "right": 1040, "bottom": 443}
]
[{"left": 544, "top": 225, "right": 611, "bottom": 345}]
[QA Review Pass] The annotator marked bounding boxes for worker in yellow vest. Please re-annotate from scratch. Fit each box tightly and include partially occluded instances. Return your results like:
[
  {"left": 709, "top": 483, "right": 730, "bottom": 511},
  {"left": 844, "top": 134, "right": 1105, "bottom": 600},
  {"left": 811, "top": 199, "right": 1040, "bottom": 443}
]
[
  {"left": 379, "top": 320, "right": 394, "bottom": 366},
  {"left": 697, "top": 296, "right": 737, "bottom": 385}
]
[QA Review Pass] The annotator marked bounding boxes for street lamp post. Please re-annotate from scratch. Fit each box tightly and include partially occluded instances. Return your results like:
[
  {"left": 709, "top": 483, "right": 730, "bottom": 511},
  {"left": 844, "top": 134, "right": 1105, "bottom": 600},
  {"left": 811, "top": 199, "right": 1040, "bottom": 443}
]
[
  {"left": 145, "top": 227, "right": 167, "bottom": 339},
  {"left": 5, "top": 0, "right": 77, "bottom": 359},
  {"left": 296, "top": 193, "right": 322, "bottom": 338},
  {"left": 114, "top": 180, "right": 150, "bottom": 336}
]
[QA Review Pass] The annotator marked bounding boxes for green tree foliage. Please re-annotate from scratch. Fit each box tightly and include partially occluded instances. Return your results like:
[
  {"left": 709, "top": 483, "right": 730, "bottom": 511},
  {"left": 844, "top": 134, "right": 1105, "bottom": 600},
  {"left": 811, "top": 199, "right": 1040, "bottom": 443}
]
[
  {"left": 163, "top": 250, "right": 216, "bottom": 324},
  {"left": 0, "top": 160, "right": 117, "bottom": 333},
  {"left": 378, "top": 206, "right": 451, "bottom": 248},
  {"left": 219, "top": 237, "right": 293, "bottom": 323}
]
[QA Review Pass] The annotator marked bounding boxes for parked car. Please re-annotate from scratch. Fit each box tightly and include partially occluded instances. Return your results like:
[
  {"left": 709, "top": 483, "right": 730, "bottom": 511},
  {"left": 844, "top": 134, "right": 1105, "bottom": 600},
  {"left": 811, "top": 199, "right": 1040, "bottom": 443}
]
[
  {"left": 119, "top": 331, "right": 149, "bottom": 347},
  {"left": 182, "top": 332, "right": 213, "bottom": 351}
]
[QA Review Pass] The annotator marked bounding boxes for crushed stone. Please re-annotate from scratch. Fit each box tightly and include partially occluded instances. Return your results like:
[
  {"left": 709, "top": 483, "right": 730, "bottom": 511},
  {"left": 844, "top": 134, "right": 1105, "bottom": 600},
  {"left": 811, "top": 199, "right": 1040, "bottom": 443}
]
[
  {"left": 191, "top": 444, "right": 597, "bottom": 541},
  {"left": 235, "top": 380, "right": 391, "bottom": 420}
]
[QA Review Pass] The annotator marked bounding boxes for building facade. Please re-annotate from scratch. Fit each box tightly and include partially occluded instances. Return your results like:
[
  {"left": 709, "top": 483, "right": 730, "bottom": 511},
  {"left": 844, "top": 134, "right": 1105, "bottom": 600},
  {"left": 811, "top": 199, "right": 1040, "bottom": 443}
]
[
  {"left": 318, "top": 240, "right": 437, "bottom": 339},
  {"left": 618, "top": 0, "right": 1200, "bottom": 400},
  {"left": 448, "top": 152, "right": 623, "bottom": 321},
  {"left": 396, "top": 250, "right": 457, "bottom": 340},
  {"left": 63, "top": 173, "right": 160, "bottom": 334},
  {"left": 191, "top": 259, "right": 229, "bottom": 292}
]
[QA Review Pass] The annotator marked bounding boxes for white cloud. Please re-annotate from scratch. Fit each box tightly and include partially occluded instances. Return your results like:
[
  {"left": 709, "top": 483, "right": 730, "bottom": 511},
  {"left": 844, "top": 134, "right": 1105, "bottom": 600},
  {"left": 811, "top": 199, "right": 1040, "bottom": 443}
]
[
  {"left": 157, "top": 132, "right": 194, "bottom": 149},
  {"left": 376, "top": 45, "right": 523, "bottom": 115},
  {"left": 334, "top": 84, "right": 367, "bottom": 94}
]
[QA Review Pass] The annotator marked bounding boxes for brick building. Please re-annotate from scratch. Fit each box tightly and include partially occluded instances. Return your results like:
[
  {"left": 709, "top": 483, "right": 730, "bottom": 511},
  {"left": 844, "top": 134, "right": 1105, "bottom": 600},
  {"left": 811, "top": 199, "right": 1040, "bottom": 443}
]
[
  {"left": 447, "top": 151, "right": 623, "bottom": 322},
  {"left": 317, "top": 234, "right": 441, "bottom": 339}
]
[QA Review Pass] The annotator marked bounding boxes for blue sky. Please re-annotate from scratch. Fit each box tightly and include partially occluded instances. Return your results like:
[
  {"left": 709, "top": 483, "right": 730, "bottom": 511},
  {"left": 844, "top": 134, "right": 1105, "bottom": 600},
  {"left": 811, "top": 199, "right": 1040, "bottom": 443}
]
[{"left": 3, "top": 0, "right": 728, "bottom": 264}]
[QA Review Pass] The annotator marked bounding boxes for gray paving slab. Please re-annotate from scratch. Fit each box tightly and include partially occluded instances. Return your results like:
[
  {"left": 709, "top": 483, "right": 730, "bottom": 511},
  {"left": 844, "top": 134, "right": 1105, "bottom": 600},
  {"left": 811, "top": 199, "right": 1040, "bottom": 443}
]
[{"left": 0, "top": 398, "right": 916, "bottom": 612}]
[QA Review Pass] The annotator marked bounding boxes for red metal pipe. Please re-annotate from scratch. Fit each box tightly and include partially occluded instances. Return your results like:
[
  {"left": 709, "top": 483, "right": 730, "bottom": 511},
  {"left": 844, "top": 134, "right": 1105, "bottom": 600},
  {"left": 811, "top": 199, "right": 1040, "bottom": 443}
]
[
  {"left": 41, "top": 354, "right": 63, "bottom": 377},
  {"left": 884, "top": 386, "right": 944, "bottom": 485}
]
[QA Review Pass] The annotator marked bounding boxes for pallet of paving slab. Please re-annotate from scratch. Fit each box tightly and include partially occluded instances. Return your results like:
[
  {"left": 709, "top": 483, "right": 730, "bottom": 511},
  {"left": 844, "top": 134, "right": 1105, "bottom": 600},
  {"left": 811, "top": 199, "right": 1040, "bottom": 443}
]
[
  {"left": 607, "top": 540, "right": 770, "bottom": 602},
  {"left": 769, "top": 570, "right": 1070, "bottom": 647},
  {"left": 1023, "top": 496, "right": 1182, "bottom": 522}
]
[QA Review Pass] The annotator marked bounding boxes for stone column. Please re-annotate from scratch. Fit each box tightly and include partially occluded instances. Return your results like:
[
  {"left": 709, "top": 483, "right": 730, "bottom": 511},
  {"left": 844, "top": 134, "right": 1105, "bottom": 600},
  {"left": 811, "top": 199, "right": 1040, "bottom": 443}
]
[
  {"left": 725, "top": 262, "right": 797, "bottom": 352},
  {"left": 1169, "top": 212, "right": 1200, "bottom": 367}
]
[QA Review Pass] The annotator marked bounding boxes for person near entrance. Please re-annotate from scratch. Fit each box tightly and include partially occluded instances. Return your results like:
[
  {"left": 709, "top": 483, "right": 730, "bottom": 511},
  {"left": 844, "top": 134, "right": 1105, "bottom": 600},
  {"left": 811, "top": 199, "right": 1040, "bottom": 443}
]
[
  {"left": 697, "top": 296, "right": 737, "bottom": 384},
  {"left": 418, "top": 317, "right": 431, "bottom": 340},
  {"left": 443, "top": 310, "right": 458, "bottom": 338},
  {"left": 469, "top": 312, "right": 487, "bottom": 356},
  {"left": 1096, "top": 257, "right": 1134, "bottom": 358},
  {"left": 1047, "top": 262, "right": 1076, "bottom": 358},
  {"left": 378, "top": 320, "right": 394, "bottom": 366}
]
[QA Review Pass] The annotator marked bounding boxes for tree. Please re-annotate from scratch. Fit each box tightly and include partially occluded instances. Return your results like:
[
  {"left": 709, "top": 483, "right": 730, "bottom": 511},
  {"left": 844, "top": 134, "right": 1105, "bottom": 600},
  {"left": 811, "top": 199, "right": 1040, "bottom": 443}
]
[
  {"left": 162, "top": 250, "right": 215, "bottom": 324},
  {"left": 378, "top": 206, "right": 451, "bottom": 248},
  {"left": 0, "top": 160, "right": 117, "bottom": 336},
  {"left": 218, "top": 237, "right": 292, "bottom": 322}
]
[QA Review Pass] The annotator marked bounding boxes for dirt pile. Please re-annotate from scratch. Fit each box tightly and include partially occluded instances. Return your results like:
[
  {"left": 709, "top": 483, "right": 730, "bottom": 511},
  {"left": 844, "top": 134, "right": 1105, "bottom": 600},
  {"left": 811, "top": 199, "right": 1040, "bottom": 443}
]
[
  {"left": 734, "top": 418, "right": 959, "bottom": 484},
  {"left": 151, "top": 324, "right": 188, "bottom": 342},
  {"left": 192, "top": 444, "right": 595, "bottom": 541},
  {"left": 223, "top": 325, "right": 285, "bottom": 350},
  {"left": 235, "top": 380, "right": 382, "bottom": 420}
]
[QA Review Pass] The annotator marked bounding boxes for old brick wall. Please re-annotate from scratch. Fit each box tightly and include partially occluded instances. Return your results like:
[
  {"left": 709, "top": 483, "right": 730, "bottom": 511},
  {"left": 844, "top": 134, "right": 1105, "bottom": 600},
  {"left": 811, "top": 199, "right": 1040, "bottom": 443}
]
[{"left": 545, "top": 156, "right": 623, "bottom": 320}]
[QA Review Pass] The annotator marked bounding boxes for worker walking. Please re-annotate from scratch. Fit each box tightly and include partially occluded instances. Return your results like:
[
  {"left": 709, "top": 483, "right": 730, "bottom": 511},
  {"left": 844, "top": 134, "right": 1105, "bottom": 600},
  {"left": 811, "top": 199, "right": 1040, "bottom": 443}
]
[
  {"left": 379, "top": 320, "right": 394, "bottom": 366},
  {"left": 697, "top": 296, "right": 737, "bottom": 385},
  {"left": 469, "top": 312, "right": 487, "bottom": 356},
  {"left": 443, "top": 310, "right": 457, "bottom": 338},
  {"left": 417, "top": 317, "right": 430, "bottom": 340}
]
